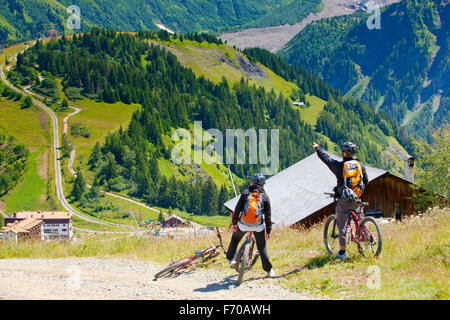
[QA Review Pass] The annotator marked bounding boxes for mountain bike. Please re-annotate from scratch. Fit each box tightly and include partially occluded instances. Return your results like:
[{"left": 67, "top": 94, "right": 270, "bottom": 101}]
[
  {"left": 323, "top": 192, "right": 382, "bottom": 258},
  {"left": 154, "top": 227, "right": 226, "bottom": 280},
  {"left": 232, "top": 231, "right": 261, "bottom": 284}
]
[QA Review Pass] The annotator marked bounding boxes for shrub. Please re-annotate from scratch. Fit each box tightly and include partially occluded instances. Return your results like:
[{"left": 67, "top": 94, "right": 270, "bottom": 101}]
[
  {"left": 64, "top": 87, "right": 84, "bottom": 101},
  {"left": 412, "top": 123, "right": 450, "bottom": 211},
  {"left": 21, "top": 95, "right": 33, "bottom": 109},
  {"left": 70, "top": 122, "right": 90, "bottom": 138}
]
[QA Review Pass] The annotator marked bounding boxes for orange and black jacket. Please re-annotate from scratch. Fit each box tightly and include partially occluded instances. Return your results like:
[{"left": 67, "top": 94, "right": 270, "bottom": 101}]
[
  {"left": 315, "top": 146, "right": 369, "bottom": 191},
  {"left": 232, "top": 184, "right": 272, "bottom": 234}
]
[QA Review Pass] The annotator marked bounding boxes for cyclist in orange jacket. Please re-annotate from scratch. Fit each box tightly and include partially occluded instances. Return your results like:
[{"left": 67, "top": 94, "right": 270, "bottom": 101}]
[{"left": 226, "top": 173, "right": 275, "bottom": 277}]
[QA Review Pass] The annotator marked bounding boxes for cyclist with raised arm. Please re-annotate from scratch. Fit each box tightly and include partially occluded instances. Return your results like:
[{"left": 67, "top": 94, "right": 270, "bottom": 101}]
[
  {"left": 313, "top": 142, "right": 369, "bottom": 260},
  {"left": 226, "top": 173, "right": 275, "bottom": 277}
]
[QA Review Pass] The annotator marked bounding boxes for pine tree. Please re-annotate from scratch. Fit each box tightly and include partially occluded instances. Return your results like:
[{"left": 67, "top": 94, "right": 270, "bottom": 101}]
[
  {"left": 21, "top": 96, "right": 33, "bottom": 109},
  {"left": 71, "top": 168, "right": 86, "bottom": 201},
  {"left": 201, "top": 178, "right": 219, "bottom": 216},
  {"left": 88, "top": 142, "right": 102, "bottom": 169},
  {"left": 218, "top": 184, "right": 230, "bottom": 216},
  {"left": 60, "top": 133, "right": 72, "bottom": 158}
]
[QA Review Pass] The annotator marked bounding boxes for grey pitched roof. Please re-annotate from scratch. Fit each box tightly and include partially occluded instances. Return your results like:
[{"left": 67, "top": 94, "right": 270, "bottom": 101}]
[
  {"left": 224, "top": 151, "right": 387, "bottom": 228},
  {"left": 164, "top": 214, "right": 186, "bottom": 222}
]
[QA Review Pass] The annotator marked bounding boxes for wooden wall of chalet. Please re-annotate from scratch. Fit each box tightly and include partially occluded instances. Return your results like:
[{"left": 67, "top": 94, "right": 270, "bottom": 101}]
[
  {"left": 362, "top": 173, "right": 416, "bottom": 219},
  {"left": 296, "top": 203, "right": 335, "bottom": 228},
  {"left": 294, "top": 173, "right": 417, "bottom": 228},
  {"left": 163, "top": 217, "right": 185, "bottom": 227}
]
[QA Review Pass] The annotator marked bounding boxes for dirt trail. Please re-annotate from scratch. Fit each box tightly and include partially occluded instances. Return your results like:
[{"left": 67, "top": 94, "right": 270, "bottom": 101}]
[{"left": 0, "top": 258, "right": 316, "bottom": 300}]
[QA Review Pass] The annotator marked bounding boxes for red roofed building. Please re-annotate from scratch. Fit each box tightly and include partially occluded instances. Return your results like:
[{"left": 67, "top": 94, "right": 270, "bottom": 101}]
[
  {"left": 46, "top": 29, "right": 58, "bottom": 38},
  {"left": 0, "top": 218, "right": 44, "bottom": 242},
  {"left": 4, "top": 211, "right": 73, "bottom": 240}
]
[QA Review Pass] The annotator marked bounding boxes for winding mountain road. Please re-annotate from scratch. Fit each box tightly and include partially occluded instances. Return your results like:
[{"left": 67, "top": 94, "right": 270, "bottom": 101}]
[
  {"left": 0, "top": 64, "right": 130, "bottom": 228},
  {"left": 1, "top": 45, "right": 202, "bottom": 233},
  {"left": 63, "top": 106, "right": 81, "bottom": 177}
]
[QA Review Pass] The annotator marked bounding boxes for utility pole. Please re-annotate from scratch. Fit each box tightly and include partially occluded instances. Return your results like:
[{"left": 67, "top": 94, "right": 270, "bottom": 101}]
[
  {"left": 228, "top": 166, "right": 238, "bottom": 197},
  {"left": 128, "top": 208, "right": 140, "bottom": 236}
]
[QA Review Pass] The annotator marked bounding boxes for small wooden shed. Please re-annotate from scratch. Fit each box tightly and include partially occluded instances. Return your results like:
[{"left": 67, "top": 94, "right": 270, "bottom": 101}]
[{"left": 162, "top": 214, "right": 186, "bottom": 228}]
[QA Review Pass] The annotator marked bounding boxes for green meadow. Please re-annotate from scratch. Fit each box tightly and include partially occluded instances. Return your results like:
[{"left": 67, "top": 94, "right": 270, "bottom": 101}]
[{"left": 0, "top": 94, "right": 57, "bottom": 213}]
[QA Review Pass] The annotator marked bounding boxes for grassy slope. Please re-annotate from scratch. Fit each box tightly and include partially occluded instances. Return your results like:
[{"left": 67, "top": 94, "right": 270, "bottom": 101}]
[
  {"left": 0, "top": 89, "right": 57, "bottom": 214},
  {"left": 345, "top": 76, "right": 371, "bottom": 100},
  {"left": 271, "top": 208, "right": 449, "bottom": 299},
  {"left": 1, "top": 207, "right": 448, "bottom": 299},
  {"left": 0, "top": 43, "right": 29, "bottom": 64},
  {"left": 55, "top": 102, "right": 161, "bottom": 227},
  {"left": 296, "top": 94, "right": 327, "bottom": 127},
  {"left": 66, "top": 99, "right": 141, "bottom": 182},
  {"left": 153, "top": 39, "right": 315, "bottom": 101}
]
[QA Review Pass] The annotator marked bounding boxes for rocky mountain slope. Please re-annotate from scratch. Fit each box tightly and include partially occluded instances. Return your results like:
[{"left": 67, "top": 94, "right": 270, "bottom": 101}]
[{"left": 279, "top": 0, "right": 449, "bottom": 142}]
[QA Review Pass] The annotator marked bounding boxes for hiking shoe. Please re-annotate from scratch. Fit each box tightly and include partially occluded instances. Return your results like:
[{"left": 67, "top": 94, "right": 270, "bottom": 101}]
[
  {"left": 335, "top": 252, "right": 347, "bottom": 261},
  {"left": 228, "top": 260, "right": 237, "bottom": 268},
  {"left": 267, "top": 269, "right": 276, "bottom": 278}
]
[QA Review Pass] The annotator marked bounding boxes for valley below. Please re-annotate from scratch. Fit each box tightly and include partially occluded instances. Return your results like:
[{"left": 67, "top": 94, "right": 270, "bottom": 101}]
[{"left": 220, "top": 0, "right": 401, "bottom": 52}]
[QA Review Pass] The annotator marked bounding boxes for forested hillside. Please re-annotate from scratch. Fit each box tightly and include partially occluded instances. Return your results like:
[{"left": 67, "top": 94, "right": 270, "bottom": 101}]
[
  {"left": 244, "top": 46, "right": 401, "bottom": 170},
  {"left": 0, "top": 0, "right": 67, "bottom": 42},
  {"left": 0, "top": 0, "right": 323, "bottom": 43},
  {"left": 280, "top": 0, "right": 449, "bottom": 143},
  {"left": 11, "top": 29, "right": 403, "bottom": 216}
]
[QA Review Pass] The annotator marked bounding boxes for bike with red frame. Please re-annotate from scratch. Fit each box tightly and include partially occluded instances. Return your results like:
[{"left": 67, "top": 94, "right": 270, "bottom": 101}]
[
  {"left": 154, "top": 227, "right": 226, "bottom": 280},
  {"left": 323, "top": 192, "right": 382, "bottom": 258}
]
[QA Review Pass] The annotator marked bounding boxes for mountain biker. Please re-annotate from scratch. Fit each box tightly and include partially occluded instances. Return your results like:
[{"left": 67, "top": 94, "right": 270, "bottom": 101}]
[
  {"left": 313, "top": 142, "right": 369, "bottom": 260},
  {"left": 227, "top": 173, "right": 275, "bottom": 277}
]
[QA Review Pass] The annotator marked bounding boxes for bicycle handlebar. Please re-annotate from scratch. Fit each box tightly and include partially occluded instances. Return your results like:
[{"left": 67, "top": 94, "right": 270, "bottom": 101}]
[{"left": 325, "top": 191, "right": 370, "bottom": 207}]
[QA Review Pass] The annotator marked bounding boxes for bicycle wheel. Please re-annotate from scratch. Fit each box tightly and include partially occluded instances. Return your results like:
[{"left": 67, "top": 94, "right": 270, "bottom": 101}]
[
  {"left": 237, "top": 240, "right": 251, "bottom": 285},
  {"left": 359, "top": 217, "right": 383, "bottom": 258},
  {"left": 324, "top": 214, "right": 340, "bottom": 255},
  {"left": 250, "top": 252, "right": 260, "bottom": 269},
  {"left": 154, "top": 258, "right": 190, "bottom": 280}
]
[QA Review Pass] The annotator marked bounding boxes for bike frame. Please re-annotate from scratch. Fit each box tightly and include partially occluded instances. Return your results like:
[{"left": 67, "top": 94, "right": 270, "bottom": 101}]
[
  {"left": 343, "top": 210, "right": 374, "bottom": 243},
  {"left": 325, "top": 192, "right": 381, "bottom": 257},
  {"left": 235, "top": 231, "right": 259, "bottom": 268},
  {"left": 171, "top": 227, "right": 226, "bottom": 274},
  {"left": 172, "top": 245, "right": 222, "bottom": 273}
]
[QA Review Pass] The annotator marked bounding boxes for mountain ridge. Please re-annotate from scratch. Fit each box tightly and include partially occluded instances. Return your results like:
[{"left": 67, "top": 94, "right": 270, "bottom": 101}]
[
  {"left": 0, "top": 0, "right": 323, "bottom": 43},
  {"left": 279, "top": 0, "right": 449, "bottom": 143}
]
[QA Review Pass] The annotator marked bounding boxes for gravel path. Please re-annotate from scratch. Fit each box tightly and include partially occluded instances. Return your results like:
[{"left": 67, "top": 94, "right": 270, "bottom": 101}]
[{"left": 0, "top": 258, "right": 315, "bottom": 300}]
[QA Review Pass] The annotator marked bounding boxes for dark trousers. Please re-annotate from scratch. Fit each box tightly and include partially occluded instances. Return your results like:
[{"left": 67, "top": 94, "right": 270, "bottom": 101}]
[{"left": 226, "top": 227, "right": 272, "bottom": 272}]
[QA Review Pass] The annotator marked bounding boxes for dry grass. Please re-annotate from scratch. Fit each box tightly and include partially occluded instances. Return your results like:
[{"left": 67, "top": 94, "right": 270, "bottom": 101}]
[
  {"left": 1, "top": 208, "right": 448, "bottom": 299},
  {"left": 267, "top": 208, "right": 450, "bottom": 299}
]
